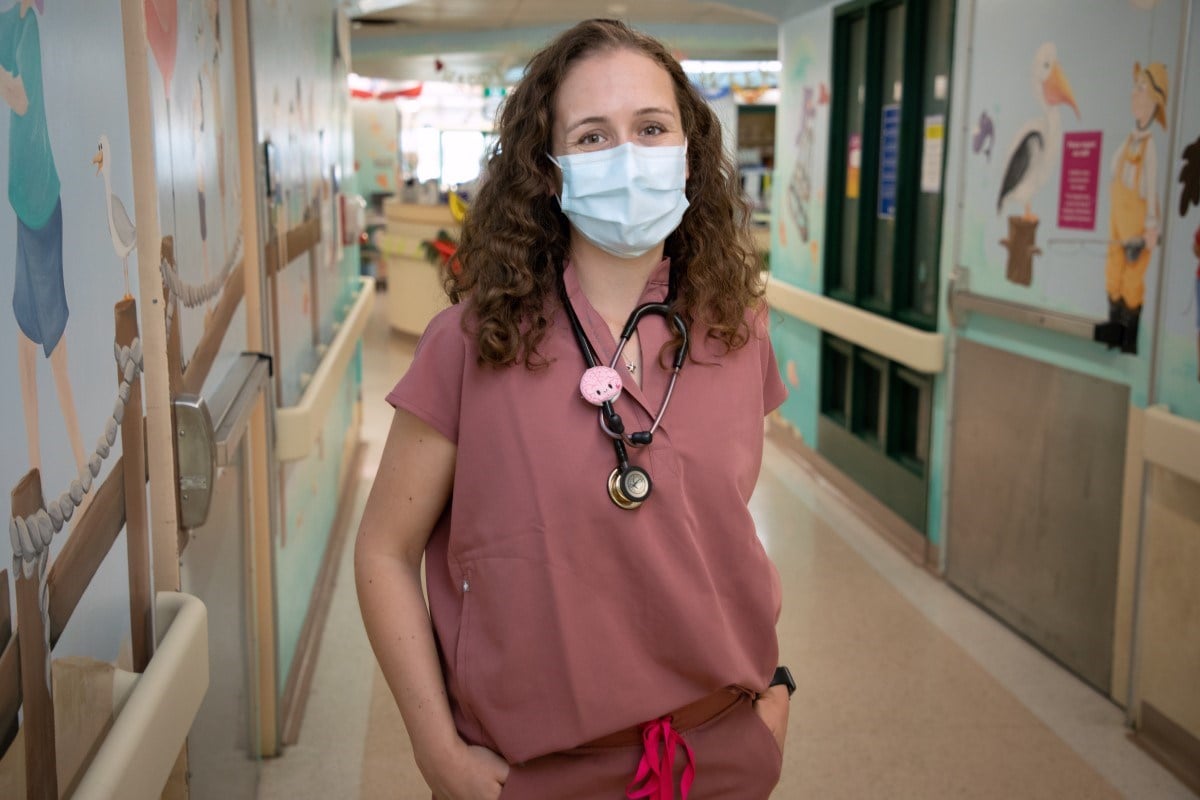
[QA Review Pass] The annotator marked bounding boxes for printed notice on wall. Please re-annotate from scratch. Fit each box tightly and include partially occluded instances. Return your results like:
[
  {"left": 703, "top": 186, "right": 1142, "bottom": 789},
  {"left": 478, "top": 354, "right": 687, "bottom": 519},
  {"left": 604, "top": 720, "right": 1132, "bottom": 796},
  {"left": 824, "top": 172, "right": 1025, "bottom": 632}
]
[
  {"left": 846, "top": 133, "right": 862, "bottom": 199},
  {"left": 921, "top": 115, "right": 945, "bottom": 194},
  {"left": 878, "top": 104, "right": 900, "bottom": 218},
  {"left": 1057, "top": 131, "right": 1102, "bottom": 230}
]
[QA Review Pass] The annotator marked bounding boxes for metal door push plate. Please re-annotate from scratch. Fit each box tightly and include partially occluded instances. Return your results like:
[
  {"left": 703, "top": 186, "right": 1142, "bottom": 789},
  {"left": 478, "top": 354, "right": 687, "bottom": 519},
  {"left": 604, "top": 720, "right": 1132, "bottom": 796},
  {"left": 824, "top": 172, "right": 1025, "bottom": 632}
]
[{"left": 174, "top": 394, "right": 216, "bottom": 530}]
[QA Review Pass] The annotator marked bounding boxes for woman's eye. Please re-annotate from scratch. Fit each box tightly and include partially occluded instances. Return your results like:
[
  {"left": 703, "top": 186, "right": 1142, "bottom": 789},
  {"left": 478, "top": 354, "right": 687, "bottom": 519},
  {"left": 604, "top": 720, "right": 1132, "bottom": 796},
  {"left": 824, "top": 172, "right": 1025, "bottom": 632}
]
[
  {"left": 641, "top": 124, "right": 664, "bottom": 137},
  {"left": 578, "top": 132, "right": 605, "bottom": 146}
]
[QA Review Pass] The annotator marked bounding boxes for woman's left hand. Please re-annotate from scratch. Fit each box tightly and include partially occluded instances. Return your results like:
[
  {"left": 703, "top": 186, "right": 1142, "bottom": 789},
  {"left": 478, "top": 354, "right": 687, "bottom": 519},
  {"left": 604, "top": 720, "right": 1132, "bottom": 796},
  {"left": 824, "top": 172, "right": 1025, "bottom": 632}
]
[{"left": 753, "top": 684, "right": 790, "bottom": 753}]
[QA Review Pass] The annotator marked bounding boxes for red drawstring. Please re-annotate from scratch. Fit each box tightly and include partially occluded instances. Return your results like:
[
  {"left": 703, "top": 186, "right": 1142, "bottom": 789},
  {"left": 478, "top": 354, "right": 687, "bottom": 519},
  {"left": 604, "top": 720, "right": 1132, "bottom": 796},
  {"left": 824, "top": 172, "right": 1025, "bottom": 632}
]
[{"left": 625, "top": 716, "right": 696, "bottom": 800}]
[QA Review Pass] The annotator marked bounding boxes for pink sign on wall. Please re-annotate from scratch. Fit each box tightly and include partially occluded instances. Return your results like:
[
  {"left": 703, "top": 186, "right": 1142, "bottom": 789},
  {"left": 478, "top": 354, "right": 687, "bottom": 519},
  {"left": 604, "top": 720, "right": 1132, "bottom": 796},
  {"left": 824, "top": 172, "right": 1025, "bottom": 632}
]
[{"left": 1057, "top": 131, "right": 1103, "bottom": 230}]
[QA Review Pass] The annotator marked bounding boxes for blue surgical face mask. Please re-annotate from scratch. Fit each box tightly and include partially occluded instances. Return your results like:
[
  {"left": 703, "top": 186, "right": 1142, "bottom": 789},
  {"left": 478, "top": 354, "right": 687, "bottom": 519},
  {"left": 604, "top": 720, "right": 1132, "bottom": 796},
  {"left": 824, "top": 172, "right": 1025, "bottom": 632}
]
[{"left": 549, "top": 142, "right": 689, "bottom": 259}]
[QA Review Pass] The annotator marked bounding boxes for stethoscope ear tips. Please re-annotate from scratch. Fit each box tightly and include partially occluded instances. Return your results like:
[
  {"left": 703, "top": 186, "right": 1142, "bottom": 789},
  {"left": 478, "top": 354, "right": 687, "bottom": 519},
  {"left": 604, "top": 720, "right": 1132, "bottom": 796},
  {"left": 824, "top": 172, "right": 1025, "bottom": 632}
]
[{"left": 608, "top": 466, "right": 652, "bottom": 510}]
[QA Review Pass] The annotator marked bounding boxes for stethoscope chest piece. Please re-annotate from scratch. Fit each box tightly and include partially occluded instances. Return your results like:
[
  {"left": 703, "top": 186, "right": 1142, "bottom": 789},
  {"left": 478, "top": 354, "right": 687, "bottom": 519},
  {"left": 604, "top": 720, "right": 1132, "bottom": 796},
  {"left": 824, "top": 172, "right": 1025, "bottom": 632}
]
[{"left": 608, "top": 466, "right": 652, "bottom": 510}]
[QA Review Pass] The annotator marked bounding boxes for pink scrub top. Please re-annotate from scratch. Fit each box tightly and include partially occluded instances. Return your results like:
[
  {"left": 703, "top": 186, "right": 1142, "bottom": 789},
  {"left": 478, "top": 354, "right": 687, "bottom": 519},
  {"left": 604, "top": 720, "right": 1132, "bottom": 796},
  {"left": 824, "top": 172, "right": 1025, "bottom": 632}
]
[{"left": 387, "top": 258, "right": 788, "bottom": 765}]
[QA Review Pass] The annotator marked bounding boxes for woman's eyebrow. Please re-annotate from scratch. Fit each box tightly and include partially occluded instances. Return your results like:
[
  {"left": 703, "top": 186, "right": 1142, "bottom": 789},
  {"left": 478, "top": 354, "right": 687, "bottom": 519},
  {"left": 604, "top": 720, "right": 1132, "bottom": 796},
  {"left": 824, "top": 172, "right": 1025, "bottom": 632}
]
[
  {"left": 564, "top": 107, "right": 677, "bottom": 134},
  {"left": 633, "top": 107, "right": 677, "bottom": 118},
  {"left": 565, "top": 115, "right": 609, "bottom": 134}
]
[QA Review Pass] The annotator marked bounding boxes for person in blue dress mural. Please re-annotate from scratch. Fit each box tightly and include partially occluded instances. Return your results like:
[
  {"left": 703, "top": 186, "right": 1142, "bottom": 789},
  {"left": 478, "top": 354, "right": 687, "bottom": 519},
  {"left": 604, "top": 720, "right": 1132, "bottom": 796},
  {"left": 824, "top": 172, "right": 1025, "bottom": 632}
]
[{"left": 0, "top": 0, "right": 87, "bottom": 480}]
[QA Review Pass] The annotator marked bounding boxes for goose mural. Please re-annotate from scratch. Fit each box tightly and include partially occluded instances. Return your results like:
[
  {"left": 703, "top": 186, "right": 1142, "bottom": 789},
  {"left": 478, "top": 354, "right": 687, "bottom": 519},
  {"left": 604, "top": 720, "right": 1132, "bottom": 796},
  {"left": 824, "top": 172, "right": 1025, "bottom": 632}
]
[
  {"left": 997, "top": 42, "right": 1079, "bottom": 286},
  {"left": 93, "top": 135, "right": 136, "bottom": 298}
]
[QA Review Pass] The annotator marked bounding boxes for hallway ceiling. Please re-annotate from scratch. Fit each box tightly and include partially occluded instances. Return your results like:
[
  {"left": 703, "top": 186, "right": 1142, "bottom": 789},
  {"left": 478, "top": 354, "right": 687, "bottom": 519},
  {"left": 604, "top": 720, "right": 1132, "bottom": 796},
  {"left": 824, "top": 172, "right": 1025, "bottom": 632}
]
[{"left": 347, "top": 0, "right": 815, "bottom": 81}]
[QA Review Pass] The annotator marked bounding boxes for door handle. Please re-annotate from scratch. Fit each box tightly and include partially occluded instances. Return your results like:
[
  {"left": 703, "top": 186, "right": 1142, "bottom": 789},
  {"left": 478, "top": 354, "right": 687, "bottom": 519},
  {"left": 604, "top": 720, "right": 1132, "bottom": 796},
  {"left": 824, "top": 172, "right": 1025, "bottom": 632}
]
[{"left": 174, "top": 395, "right": 216, "bottom": 530}]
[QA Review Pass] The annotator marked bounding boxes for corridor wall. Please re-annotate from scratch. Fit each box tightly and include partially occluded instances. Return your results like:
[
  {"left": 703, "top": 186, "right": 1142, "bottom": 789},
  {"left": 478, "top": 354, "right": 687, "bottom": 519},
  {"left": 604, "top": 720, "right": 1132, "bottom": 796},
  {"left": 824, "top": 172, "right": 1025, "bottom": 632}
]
[
  {"left": 250, "top": 0, "right": 363, "bottom": 707},
  {"left": 0, "top": 0, "right": 142, "bottom": 665},
  {"left": 767, "top": 0, "right": 1200, "bottom": 780}
]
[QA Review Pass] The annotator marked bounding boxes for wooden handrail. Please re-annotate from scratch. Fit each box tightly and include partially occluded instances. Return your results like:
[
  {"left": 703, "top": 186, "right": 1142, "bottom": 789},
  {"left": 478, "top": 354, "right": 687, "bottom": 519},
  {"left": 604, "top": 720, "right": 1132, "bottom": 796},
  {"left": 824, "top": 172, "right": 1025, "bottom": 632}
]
[
  {"left": 264, "top": 217, "right": 322, "bottom": 277},
  {"left": 0, "top": 570, "right": 14, "bottom": 758},
  {"left": 12, "top": 470, "right": 57, "bottom": 798},
  {"left": 181, "top": 261, "right": 247, "bottom": 396},
  {"left": 117, "top": 299, "right": 152, "bottom": 673}
]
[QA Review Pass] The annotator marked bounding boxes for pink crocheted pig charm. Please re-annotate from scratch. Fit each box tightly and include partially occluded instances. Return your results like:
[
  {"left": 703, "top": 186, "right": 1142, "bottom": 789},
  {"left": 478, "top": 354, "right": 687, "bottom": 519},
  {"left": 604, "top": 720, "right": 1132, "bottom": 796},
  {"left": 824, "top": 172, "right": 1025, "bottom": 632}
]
[{"left": 579, "top": 366, "right": 623, "bottom": 406}]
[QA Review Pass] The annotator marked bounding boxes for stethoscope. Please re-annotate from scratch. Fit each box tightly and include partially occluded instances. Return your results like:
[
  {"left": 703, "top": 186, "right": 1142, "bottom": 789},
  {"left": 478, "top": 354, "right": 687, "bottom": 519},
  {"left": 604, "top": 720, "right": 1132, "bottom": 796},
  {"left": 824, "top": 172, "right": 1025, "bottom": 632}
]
[{"left": 560, "top": 273, "right": 689, "bottom": 510}]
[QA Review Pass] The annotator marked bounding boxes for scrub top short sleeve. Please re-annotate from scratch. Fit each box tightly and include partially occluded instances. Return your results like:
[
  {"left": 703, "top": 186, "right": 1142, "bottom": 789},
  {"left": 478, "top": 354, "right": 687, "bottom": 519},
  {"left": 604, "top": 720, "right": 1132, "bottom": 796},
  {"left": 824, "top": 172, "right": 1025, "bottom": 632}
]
[
  {"left": 386, "top": 305, "right": 469, "bottom": 444},
  {"left": 756, "top": 308, "right": 788, "bottom": 415}
]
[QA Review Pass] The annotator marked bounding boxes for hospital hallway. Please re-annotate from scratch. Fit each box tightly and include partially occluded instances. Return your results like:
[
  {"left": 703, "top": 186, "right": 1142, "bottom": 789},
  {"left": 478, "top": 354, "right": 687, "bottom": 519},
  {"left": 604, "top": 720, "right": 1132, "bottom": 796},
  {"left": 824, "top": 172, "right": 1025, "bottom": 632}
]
[{"left": 254, "top": 294, "right": 1195, "bottom": 800}]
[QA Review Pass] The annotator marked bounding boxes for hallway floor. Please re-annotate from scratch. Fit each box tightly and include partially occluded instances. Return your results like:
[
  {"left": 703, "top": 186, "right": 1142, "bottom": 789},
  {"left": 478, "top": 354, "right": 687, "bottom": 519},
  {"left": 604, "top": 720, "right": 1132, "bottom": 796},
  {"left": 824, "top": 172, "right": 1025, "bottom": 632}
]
[{"left": 257, "top": 293, "right": 1195, "bottom": 799}]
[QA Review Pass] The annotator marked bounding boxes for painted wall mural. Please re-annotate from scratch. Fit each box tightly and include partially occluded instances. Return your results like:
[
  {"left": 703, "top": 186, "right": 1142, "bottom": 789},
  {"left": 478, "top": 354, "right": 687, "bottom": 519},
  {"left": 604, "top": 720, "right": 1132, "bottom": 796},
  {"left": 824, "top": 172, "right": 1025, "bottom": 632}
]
[
  {"left": 251, "top": 0, "right": 361, "bottom": 688},
  {"left": 767, "top": 6, "right": 832, "bottom": 448},
  {"left": 957, "top": 0, "right": 1185, "bottom": 403},
  {"left": 0, "top": 0, "right": 142, "bottom": 661},
  {"left": 1154, "top": 5, "right": 1200, "bottom": 422},
  {"left": 147, "top": 0, "right": 247, "bottom": 397}
]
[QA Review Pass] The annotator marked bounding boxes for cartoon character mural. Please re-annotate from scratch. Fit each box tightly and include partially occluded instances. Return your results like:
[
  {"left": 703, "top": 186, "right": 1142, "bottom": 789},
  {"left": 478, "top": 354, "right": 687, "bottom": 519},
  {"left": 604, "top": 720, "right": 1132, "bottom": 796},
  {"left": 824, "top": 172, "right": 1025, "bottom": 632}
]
[
  {"left": 1093, "top": 61, "right": 1169, "bottom": 355},
  {"left": 1193, "top": 225, "right": 1200, "bottom": 379},
  {"left": 788, "top": 85, "right": 817, "bottom": 243},
  {"left": 997, "top": 42, "right": 1080, "bottom": 286},
  {"left": 0, "top": 0, "right": 89, "bottom": 485},
  {"left": 1179, "top": 134, "right": 1200, "bottom": 378},
  {"left": 193, "top": 0, "right": 228, "bottom": 315},
  {"left": 973, "top": 111, "right": 995, "bottom": 161}
]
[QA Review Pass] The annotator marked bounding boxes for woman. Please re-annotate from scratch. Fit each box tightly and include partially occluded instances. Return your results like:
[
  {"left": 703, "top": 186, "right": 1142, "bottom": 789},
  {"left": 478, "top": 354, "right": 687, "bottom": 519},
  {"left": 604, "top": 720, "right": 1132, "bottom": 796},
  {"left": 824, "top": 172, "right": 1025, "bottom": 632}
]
[{"left": 356, "top": 19, "right": 789, "bottom": 799}]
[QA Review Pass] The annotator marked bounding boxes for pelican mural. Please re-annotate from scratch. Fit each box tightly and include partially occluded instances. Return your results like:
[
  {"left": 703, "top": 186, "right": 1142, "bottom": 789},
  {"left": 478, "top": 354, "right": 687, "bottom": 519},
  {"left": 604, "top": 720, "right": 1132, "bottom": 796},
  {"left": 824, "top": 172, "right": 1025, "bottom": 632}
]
[
  {"left": 93, "top": 135, "right": 136, "bottom": 298},
  {"left": 997, "top": 43, "right": 1080, "bottom": 219},
  {"left": 997, "top": 42, "right": 1079, "bottom": 285}
]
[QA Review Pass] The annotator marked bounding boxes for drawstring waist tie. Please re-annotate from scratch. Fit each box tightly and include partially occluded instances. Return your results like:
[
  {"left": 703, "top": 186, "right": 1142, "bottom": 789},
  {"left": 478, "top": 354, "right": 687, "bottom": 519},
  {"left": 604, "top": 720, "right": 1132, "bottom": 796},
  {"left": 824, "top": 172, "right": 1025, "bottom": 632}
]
[
  {"left": 579, "top": 687, "right": 744, "bottom": 800},
  {"left": 625, "top": 715, "right": 696, "bottom": 800}
]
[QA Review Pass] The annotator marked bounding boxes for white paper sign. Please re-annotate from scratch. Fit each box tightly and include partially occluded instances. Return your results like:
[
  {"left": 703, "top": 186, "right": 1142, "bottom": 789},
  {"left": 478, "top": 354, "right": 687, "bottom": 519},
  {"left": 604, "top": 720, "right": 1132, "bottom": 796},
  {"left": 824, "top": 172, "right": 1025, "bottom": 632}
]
[{"left": 921, "top": 115, "right": 945, "bottom": 194}]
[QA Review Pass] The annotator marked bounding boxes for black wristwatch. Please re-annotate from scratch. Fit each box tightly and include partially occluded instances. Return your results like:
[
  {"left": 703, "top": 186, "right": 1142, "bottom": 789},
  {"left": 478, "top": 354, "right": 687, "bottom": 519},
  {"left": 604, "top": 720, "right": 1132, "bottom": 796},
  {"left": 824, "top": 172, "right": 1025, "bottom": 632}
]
[{"left": 769, "top": 665, "right": 796, "bottom": 697}]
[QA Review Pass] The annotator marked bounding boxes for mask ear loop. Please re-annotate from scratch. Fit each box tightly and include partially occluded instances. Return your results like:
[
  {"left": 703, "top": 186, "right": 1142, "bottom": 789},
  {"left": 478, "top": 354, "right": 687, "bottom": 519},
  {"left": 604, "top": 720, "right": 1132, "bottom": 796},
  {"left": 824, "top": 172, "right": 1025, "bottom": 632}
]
[{"left": 546, "top": 153, "right": 565, "bottom": 207}]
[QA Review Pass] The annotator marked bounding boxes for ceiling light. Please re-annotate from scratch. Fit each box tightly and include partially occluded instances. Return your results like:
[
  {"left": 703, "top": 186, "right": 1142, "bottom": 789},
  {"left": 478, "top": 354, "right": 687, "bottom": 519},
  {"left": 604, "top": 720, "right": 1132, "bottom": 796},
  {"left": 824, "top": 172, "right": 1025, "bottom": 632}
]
[{"left": 681, "top": 60, "right": 781, "bottom": 74}]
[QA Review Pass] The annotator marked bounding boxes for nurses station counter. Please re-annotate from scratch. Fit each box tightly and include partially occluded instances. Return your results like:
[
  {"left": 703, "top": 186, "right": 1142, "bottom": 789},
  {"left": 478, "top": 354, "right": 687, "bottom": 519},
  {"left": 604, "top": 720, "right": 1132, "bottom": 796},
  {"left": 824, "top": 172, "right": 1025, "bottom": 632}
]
[{"left": 378, "top": 199, "right": 457, "bottom": 336}]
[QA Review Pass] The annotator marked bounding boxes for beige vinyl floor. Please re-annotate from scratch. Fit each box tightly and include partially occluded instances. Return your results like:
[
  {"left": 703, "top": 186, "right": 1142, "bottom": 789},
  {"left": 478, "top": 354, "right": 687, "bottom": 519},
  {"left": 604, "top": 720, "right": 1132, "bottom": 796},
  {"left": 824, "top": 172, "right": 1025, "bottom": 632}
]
[{"left": 256, "top": 294, "right": 1196, "bottom": 799}]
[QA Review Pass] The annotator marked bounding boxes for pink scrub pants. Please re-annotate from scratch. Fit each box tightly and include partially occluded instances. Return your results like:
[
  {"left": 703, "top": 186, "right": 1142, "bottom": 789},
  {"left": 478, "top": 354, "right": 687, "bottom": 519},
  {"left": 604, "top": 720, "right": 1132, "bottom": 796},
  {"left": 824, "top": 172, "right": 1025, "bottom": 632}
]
[{"left": 497, "top": 692, "right": 784, "bottom": 799}]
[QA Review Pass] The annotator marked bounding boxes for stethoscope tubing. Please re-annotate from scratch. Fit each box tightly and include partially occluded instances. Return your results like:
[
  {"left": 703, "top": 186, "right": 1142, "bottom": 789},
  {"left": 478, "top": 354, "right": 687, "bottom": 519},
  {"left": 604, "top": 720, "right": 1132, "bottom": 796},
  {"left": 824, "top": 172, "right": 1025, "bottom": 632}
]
[{"left": 559, "top": 272, "right": 688, "bottom": 451}]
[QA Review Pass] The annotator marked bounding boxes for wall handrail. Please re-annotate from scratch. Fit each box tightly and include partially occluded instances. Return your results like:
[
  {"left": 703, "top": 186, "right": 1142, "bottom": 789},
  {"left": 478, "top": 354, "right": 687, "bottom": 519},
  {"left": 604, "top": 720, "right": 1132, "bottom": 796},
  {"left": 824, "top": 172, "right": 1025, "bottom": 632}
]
[
  {"left": 209, "top": 354, "right": 272, "bottom": 467},
  {"left": 1143, "top": 404, "right": 1200, "bottom": 486},
  {"left": 275, "top": 277, "right": 376, "bottom": 462},
  {"left": 70, "top": 591, "right": 208, "bottom": 800},
  {"left": 764, "top": 276, "right": 945, "bottom": 374},
  {"left": 947, "top": 266, "right": 1102, "bottom": 340}
]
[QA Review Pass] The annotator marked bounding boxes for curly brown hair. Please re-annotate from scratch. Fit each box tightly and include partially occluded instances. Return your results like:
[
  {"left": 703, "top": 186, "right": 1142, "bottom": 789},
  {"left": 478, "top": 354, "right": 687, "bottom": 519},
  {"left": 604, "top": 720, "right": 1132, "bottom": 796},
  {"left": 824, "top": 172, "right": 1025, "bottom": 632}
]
[{"left": 450, "top": 18, "right": 763, "bottom": 368}]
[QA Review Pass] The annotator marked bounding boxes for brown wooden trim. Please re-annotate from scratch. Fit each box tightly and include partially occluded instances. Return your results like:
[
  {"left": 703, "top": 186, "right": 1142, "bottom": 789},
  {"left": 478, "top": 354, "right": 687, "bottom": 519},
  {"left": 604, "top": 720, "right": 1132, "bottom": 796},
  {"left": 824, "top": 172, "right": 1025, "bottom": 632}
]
[
  {"left": 0, "top": 461, "right": 127, "bottom": 753},
  {"left": 766, "top": 416, "right": 937, "bottom": 571},
  {"left": 12, "top": 470, "right": 58, "bottom": 799},
  {"left": 279, "top": 441, "right": 366, "bottom": 746},
  {"left": 0, "top": 570, "right": 13, "bottom": 757},
  {"left": 264, "top": 217, "right": 322, "bottom": 276},
  {"left": 116, "top": 300, "right": 153, "bottom": 673},
  {"left": 181, "top": 262, "right": 247, "bottom": 396},
  {"left": 1130, "top": 701, "right": 1200, "bottom": 796},
  {"left": 160, "top": 237, "right": 185, "bottom": 397},
  {"left": 0, "top": 570, "right": 10, "bottom": 655}
]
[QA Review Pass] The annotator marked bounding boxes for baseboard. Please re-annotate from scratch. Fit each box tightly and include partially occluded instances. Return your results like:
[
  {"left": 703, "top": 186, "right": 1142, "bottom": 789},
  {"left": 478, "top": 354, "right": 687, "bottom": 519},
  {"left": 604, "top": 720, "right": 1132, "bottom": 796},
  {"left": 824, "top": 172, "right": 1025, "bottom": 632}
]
[
  {"left": 1129, "top": 702, "right": 1200, "bottom": 796},
  {"left": 279, "top": 438, "right": 367, "bottom": 746},
  {"left": 766, "top": 416, "right": 939, "bottom": 571}
]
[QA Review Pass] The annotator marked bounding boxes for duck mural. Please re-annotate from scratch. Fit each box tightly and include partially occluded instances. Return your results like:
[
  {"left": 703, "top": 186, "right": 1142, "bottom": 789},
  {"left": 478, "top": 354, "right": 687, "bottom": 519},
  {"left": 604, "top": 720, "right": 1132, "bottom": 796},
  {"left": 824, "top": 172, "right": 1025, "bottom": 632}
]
[{"left": 997, "top": 42, "right": 1080, "bottom": 286}]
